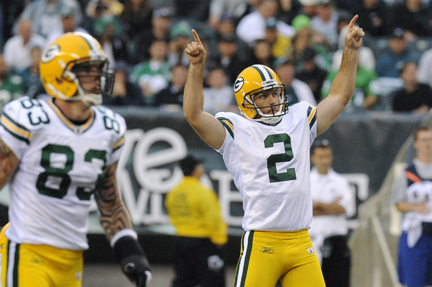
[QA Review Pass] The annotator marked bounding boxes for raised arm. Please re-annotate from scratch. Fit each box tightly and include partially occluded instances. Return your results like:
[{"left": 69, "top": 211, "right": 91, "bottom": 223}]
[
  {"left": 0, "top": 138, "right": 19, "bottom": 191},
  {"left": 183, "top": 29, "right": 226, "bottom": 150},
  {"left": 316, "top": 15, "right": 365, "bottom": 135}
]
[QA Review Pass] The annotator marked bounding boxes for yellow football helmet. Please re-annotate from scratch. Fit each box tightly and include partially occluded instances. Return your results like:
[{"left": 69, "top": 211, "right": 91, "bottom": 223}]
[
  {"left": 40, "top": 32, "right": 114, "bottom": 106},
  {"left": 234, "top": 64, "right": 288, "bottom": 125}
]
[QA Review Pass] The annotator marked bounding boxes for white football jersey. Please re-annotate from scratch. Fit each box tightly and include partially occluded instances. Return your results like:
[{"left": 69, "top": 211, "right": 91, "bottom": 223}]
[
  {"left": 0, "top": 97, "right": 126, "bottom": 250},
  {"left": 216, "top": 101, "right": 317, "bottom": 231}
]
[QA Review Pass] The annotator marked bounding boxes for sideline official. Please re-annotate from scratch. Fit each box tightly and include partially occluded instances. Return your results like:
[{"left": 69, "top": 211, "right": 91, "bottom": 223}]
[{"left": 165, "top": 155, "right": 227, "bottom": 287}]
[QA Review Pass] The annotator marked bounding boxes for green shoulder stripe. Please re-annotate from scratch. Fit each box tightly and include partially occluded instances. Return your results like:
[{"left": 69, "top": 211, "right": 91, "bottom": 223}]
[
  {"left": 4, "top": 113, "right": 29, "bottom": 132},
  {"left": 0, "top": 122, "right": 30, "bottom": 144},
  {"left": 217, "top": 117, "right": 234, "bottom": 139}
]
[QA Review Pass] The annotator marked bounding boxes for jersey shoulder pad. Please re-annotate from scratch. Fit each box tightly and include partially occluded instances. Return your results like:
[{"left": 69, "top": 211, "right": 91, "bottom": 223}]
[
  {"left": 289, "top": 101, "right": 316, "bottom": 127},
  {"left": 93, "top": 106, "right": 127, "bottom": 136},
  {"left": 216, "top": 112, "right": 237, "bottom": 138},
  {"left": 1, "top": 97, "right": 48, "bottom": 133}
]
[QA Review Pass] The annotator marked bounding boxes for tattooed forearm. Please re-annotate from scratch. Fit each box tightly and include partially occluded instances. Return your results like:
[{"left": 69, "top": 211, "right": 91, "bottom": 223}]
[
  {"left": 0, "top": 139, "right": 19, "bottom": 189},
  {"left": 95, "top": 162, "right": 133, "bottom": 241}
]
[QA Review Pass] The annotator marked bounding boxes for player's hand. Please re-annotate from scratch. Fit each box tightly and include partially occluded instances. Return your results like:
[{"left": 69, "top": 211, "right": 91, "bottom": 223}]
[
  {"left": 345, "top": 15, "right": 365, "bottom": 50},
  {"left": 185, "top": 29, "right": 206, "bottom": 66},
  {"left": 120, "top": 254, "right": 152, "bottom": 287}
]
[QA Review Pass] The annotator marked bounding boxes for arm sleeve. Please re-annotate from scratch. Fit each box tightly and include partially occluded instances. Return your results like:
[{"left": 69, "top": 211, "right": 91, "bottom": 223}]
[
  {"left": 391, "top": 170, "right": 407, "bottom": 204},
  {"left": 0, "top": 99, "right": 35, "bottom": 159},
  {"left": 202, "top": 190, "right": 228, "bottom": 245}
]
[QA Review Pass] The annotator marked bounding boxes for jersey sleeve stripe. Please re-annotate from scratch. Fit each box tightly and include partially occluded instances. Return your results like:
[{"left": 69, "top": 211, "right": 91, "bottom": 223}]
[
  {"left": 0, "top": 116, "right": 32, "bottom": 144},
  {"left": 3, "top": 113, "right": 29, "bottom": 132},
  {"left": 307, "top": 106, "right": 317, "bottom": 129},
  {"left": 217, "top": 117, "right": 234, "bottom": 139},
  {"left": 113, "top": 136, "right": 125, "bottom": 152}
]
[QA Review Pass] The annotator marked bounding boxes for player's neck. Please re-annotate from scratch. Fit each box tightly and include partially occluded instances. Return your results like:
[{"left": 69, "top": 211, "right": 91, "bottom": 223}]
[{"left": 53, "top": 98, "right": 92, "bottom": 122}]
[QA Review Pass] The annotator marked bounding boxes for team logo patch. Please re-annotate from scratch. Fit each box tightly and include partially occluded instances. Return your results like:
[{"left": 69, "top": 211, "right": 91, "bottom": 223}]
[
  {"left": 234, "top": 77, "right": 244, "bottom": 93},
  {"left": 41, "top": 44, "right": 60, "bottom": 63},
  {"left": 307, "top": 247, "right": 314, "bottom": 255},
  {"left": 260, "top": 247, "right": 274, "bottom": 254}
]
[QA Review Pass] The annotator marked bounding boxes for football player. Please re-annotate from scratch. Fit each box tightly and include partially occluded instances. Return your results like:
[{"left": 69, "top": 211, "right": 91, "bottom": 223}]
[
  {"left": 183, "top": 16, "right": 364, "bottom": 287},
  {"left": 0, "top": 33, "right": 151, "bottom": 287}
]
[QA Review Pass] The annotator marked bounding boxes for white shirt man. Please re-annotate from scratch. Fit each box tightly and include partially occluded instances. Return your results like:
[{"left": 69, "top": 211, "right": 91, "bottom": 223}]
[{"left": 3, "top": 19, "right": 46, "bottom": 72}]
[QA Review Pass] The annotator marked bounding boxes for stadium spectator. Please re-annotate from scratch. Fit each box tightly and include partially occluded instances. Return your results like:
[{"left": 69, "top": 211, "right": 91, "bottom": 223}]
[
  {"left": 250, "top": 39, "right": 276, "bottom": 70},
  {"left": 309, "top": 139, "right": 354, "bottom": 287},
  {"left": 92, "top": 14, "right": 129, "bottom": 69},
  {"left": 296, "top": 47, "right": 328, "bottom": 103},
  {"left": 165, "top": 155, "right": 227, "bottom": 287},
  {"left": 310, "top": 0, "right": 340, "bottom": 51},
  {"left": 80, "top": 0, "right": 109, "bottom": 36},
  {"left": 386, "top": 0, "right": 432, "bottom": 41},
  {"left": 375, "top": 28, "right": 420, "bottom": 78},
  {"left": 154, "top": 65, "right": 188, "bottom": 108},
  {"left": 102, "top": 66, "right": 144, "bottom": 106},
  {"left": 168, "top": 21, "right": 192, "bottom": 67},
  {"left": 120, "top": 0, "right": 152, "bottom": 41},
  {"left": 173, "top": 0, "right": 211, "bottom": 22},
  {"left": 417, "top": 48, "right": 432, "bottom": 90},
  {"left": 129, "top": 39, "right": 171, "bottom": 106},
  {"left": 86, "top": 0, "right": 123, "bottom": 17},
  {"left": 322, "top": 57, "right": 379, "bottom": 110},
  {"left": 203, "top": 66, "right": 237, "bottom": 114},
  {"left": 0, "top": 54, "right": 25, "bottom": 109},
  {"left": 16, "top": 0, "right": 83, "bottom": 38},
  {"left": 391, "top": 126, "right": 432, "bottom": 287},
  {"left": 3, "top": 19, "right": 45, "bottom": 72},
  {"left": 275, "top": 60, "right": 317, "bottom": 106},
  {"left": 208, "top": 0, "right": 250, "bottom": 29},
  {"left": 236, "top": 0, "right": 295, "bottom": 47},
  {"left": 354, "top": 0, "right": 387, "bottom": 37},
  {"left": 392, "top": 61, "right": 432, "bottom": 113},
  {"left": 298, "top": 0, "right": 320, "bottom": 17},
  {"left": 45, "top": 5, "right": 89, "bottom": 46},
  {"left": 264, "top": 17, "right": 292, "bottom": 59},
  {"left": 287, "top": 14, "right": 331, "bottom": 71},
  {"left": 16, "top": 45, "right": 46, "bottom": 99},
  {"left": 209, "top": 33, "right": 249, "bottom": 85},
  {"left": 131, "top": 7, "right": 172, "bottom": 65},
  {"left": 331, "top": 24, "right": 376, "bottom": 71}
]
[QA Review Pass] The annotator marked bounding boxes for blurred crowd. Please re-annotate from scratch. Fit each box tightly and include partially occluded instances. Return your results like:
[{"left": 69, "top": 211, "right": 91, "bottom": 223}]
[{"left": 1, "top": 0, "right": 432, "bottom": 114}]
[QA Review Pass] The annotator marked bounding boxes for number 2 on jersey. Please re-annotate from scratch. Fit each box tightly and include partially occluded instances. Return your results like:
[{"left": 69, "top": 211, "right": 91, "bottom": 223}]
[{"left": 265, "top": 133, "right": 296, "bottom": 183}]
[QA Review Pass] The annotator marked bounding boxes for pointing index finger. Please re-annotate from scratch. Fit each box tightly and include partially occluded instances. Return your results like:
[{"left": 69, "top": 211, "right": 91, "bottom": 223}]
[
  {"left": 191, "top": 29, "right": 202, "bottom": 45},
  {"left": 349, "top": 15, "right": 359, "bottom": 28}
]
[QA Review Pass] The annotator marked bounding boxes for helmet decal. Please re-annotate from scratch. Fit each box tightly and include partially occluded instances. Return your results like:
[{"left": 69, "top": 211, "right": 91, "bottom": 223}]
[
  {"left": 234, "top": 77, "right": 244, "bottom": 93},
  {"left": 41, "top": 44, "right": 60, "bottom": 63}
]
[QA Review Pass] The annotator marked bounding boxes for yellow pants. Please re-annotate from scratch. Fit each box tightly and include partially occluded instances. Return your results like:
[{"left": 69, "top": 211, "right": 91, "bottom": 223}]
[
  {"left": 1, "top": 236, "right": 83, "bottom": 287},
  {"left": 234, "top": 230, "right": 326, "bottom": 287}
]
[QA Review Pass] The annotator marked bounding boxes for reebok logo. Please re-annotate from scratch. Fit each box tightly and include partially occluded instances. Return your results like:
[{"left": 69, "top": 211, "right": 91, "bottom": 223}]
[
  {"left": 260, "top": 247, "right": 274, "bottom": 254},
  {"left": 307, "top": 247, "right": 314, "bottom": 255}
]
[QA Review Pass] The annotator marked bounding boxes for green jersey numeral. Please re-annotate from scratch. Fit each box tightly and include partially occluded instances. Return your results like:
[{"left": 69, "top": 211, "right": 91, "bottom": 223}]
[
  {"left": 264, "top": 133, "right": 297, "bottom": 183},
  {"left": 36, "top": 144, "right": 107, "bottom": 200}
]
